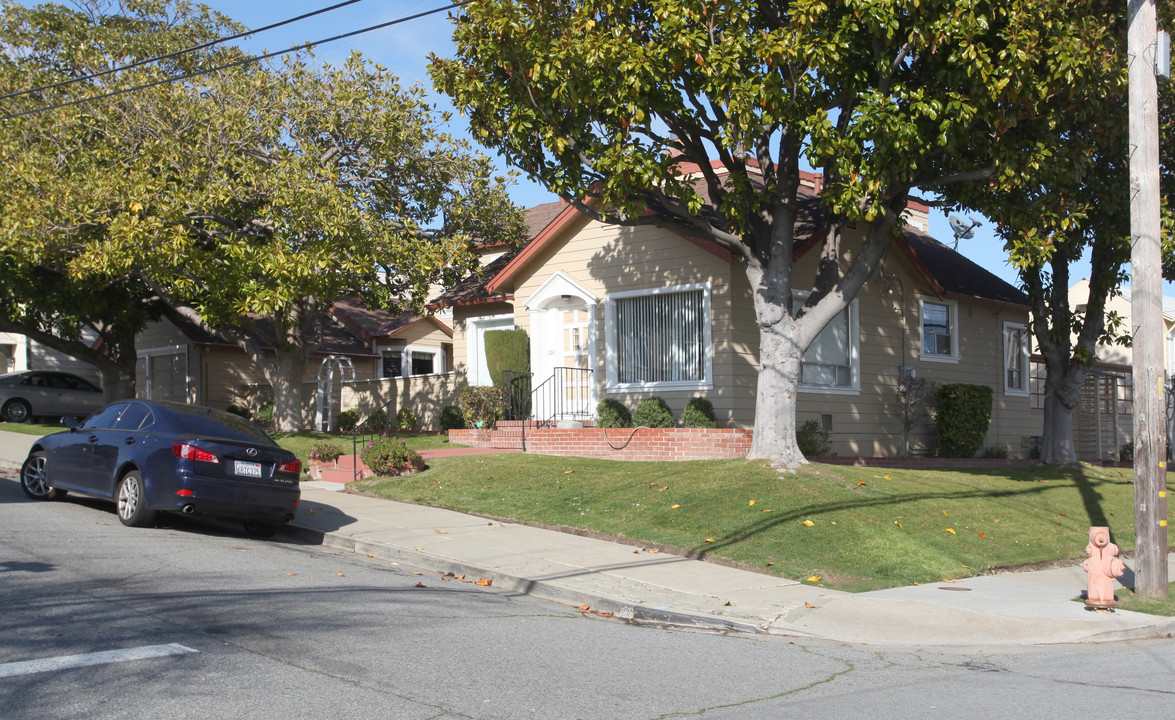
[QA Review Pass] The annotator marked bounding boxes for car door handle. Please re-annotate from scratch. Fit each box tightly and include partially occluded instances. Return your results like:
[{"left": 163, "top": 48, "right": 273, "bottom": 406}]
[
  {"left": 88, "top": 434, "right": 99, "bottom": 443},
  {"left": 124, "top": 436, "right": 136, "bottom": 445}
]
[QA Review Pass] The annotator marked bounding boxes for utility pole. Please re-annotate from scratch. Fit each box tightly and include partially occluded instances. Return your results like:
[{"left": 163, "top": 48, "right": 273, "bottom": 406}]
[{"left": 1128, "top": 0, "right": 1168, "bottom": 597}]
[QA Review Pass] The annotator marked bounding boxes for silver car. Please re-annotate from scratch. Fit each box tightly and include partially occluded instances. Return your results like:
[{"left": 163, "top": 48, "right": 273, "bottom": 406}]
[{"left": 0, "top": 371, "right": 106, "bottom": 423}]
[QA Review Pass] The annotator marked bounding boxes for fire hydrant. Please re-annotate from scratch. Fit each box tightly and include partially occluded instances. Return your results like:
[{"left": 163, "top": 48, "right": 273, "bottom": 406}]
[{"left": 1082, "top": 526, "right": 1125, "bottom": 609}]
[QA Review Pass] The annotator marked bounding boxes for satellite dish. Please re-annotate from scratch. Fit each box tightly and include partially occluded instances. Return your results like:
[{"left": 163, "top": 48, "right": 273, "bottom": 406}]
[{"left": 947, "top": 215, "right": 982, "bottom": 248}]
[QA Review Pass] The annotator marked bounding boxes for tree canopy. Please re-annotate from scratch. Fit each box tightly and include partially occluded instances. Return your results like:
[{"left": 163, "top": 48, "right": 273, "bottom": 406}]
[
  {"left": 1, "top": 1, "right": 526, "bottom": 429},
  {"left": 431, "top": 0, "right": 1128, "bottom": 466}
]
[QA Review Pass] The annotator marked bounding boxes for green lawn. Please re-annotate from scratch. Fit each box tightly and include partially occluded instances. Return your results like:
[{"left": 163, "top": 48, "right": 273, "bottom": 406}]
[
  {"left": 271, "top": 430, "right": 456, "bottom": 471},
  {"left": 348, "top": 454, "right": 1171, "bottom": 593},
  {"left": 0, "top": 420, "right": 68, "bottom": 436}
]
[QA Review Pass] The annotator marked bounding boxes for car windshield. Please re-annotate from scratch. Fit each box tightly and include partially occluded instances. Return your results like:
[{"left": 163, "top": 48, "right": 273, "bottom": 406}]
[{"left": 161, "top": 403, "right": 275, "bottom": 444}]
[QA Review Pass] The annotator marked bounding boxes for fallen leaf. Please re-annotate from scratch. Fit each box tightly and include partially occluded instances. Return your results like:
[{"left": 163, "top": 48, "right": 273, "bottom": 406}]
[
  {"left": 633, "top": 550, "right": 640, "bottom": 554},
  {"left": 941, "top": 578, "right": 962, "bottom": 583},
  {"left": 595, "top": 611, "right": 615, "bottom": 618},
  {"left": 723, "top": 601, "right": 732, "bottom": 606},
  {"left": 804, "top": 602, "right": 820, "bottom": 609},
  {"left": 766, "top": 561, "right": 775, "bottom": 566},
  {"left": 749, "top": 499, "right": 756, "bottom": 506},
  {"left": 434, "top": 529, "right": 447, "bottom": 534},
  {"left": 1056, "top": 520, "right": 1063, "bottom": 525},
  {"left": 802, "top": 520, "right": 814, "bottom": 527},
  {"left": 806, "top": 575, "right": 821, "bottom": 583},
  {"left": 306, "top": 509, "right": 314, "bottom": 515},
  {"left": 945, "top": 528, "right": 956, "bottom": 534},
  {"left": 657, "top": 486, "right": 669, "bottom": 491},
  {"left": 366, "top": 553, "right": 374, "bottom": 558},
  {"left": 978, "top": 531, "right": 987, "bottom": 538},
  {"left": 961, "top": 564, "right": 971, "bottom": 568},
  {"left": 411, "top": 571, "right": 422, "bottom": 575},
  {"left": 942, "top": 510, "right": 948, "bottom": 516},
  {"left": 414, "top": 547, "right": 424, "bottom": 551},
  {"left": 761, "top": 509, "right": 774, "bottom": 513},
  {"left": 338, "top": 572, "right": 344, "bottom": 576},
  {"left": 454, "top": 575, "right": 465, "bottom": 580},
  {"left": 288, "top": 572, "right": 296, "bottom": 576},
  {"left": 476, "top": 578, "right": 493, "bottom": 586},
  {"left": 830, "top": 522, "right": 837, "bottom": 525},
  {"left": 671, "top": 504, "right": 680, "bottom": 509},
  {"left": 705, "top": 538, "right": 715, "bottom": 543},
  {"left": 884, "top": 474, "right": 892, "bottom": 480},
  {"left": 857, "top": 481, "right": 867, "bottom": 487},
  {"left": 564, "top": 470, "right": 574, "bottom": 474},
  {"left": 414, "top": 582, "right": 427, "bottom": 588},
  {"left": 649, "top": 482, "right": 657, "bottom": 487},
  {"left": 647, "top": 548, "right": 660, "bottom": 554},
  {"left": 575, "top": 604, "right": 591, "bottom": 612},
  {"left": 894, "top": 522, "right": 903, "bottom": 528}
]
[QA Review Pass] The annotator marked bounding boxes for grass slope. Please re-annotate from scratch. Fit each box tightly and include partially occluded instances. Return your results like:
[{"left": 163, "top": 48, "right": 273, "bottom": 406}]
[{"left": 351, "top": 454, "right": 1169, "bottom": 593}]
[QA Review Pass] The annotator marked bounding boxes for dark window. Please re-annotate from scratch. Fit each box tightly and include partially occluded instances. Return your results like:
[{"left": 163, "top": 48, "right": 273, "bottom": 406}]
[
  {"left": 113, "top": 403, "right": 155, "bottom": 431},
  {"left": 82, "top": 403, "right": 130, "bottom": 430},
  {"left": 382, "top": 352, "right": 403, "bottom": 378},
  {"left": 411, "top": 352, "right": 435, "bottom": 376},
  {"left": 161, "top": 402, "right": 275, "bottom": 444}
]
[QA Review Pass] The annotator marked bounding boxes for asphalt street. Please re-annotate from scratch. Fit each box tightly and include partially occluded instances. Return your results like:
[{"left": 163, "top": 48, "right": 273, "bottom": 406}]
[{"left": 5, "top": 470, "right": 1175, "bottom": 720}]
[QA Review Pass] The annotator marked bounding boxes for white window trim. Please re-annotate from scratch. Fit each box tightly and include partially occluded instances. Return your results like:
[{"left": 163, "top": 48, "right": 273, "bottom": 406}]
[
  {"left": 1003, "top": 322, "right": 1030, "bottom": 396},
  {"left": 793, "top": 292, "right": 861, "bottom": 395},
  {"left": 918, "top": 297, "right": 959, "bottom": 363},
  {"left": 382, "top": 344, "right": 446, "bottom": 379},
  {"left": 604, "top": 282, "right": 713, "bottom": 392}
]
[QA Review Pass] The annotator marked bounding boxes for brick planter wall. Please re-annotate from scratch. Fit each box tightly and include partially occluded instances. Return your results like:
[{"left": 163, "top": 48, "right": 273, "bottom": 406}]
[{"left": 451, "top": 427, "right": 753, "bottom": 461}]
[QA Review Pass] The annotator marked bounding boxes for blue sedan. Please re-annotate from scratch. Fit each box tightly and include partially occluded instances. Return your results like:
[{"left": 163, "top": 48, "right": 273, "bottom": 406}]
[{"left": 20, "top": 400, "right": 301, "bottom": 537}]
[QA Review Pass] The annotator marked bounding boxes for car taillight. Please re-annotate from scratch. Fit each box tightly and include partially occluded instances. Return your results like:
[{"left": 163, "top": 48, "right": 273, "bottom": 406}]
[
  {"left": 172, "top": 442, "right": 220, "bottom": 464},
  {"left": 276, "top": 460, "right": 301, "bottom": 475}
]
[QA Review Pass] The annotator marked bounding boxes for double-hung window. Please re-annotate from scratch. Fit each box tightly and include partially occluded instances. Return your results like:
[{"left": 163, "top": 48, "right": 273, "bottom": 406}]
[
  {"left": 1004, "top": 322, "right": 1030, "bottom": 394},
  {"left": 605, "top": 283, "right": 712, "bottom": 391},
  {"left": 919, "top": 298, "right": 958, "bottom": 361},
  {"left": 382, "top": 346, "right": 443, "bottom": 379},
  {"left": 793, "top": 293, "right": 860, "bottom": 392}
]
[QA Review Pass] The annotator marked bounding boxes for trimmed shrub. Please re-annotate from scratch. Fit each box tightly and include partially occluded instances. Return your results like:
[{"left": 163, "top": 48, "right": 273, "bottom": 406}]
[
  {"left": 633, "top": 397, "right": 675, "bottom": 428},
  {"left": 362, "top": 409, "right": 389, "bottom": 432},
  {"left": 359, "top": 435, "right": 424, "bottom": 476},
  {"left": 484, "top": 328, "right": 529, "bottom": 388},
  {"left": 681, "top": 397, "right": 717, "bottom": 429},
  {"left": 255, "top": 404, "right": 274, "bottom": 429},
  {"left": 1120, "top": 442, "right": 1134, "bottom": 462},
  {"left": 982, "top": 445, "right": 1010, "bottom": 459},
  {"left": 439, "top": 405, "right": 465, "bottom": 431},
  {"left": 395, "top": 407, "right": 418, "bottom": 432},
  {"left": 460, "top": 386, "right": 505, "bottom": 429},
  {"left": 934, "top": 384, "right": 993, "bottom": 458},
  {"left": 596, "top": 398, "right": 632, "bottom": 428},
  {"left": 796, "top": 419, "right": 831, "bottom": 457},
  {"left": 336, "top": 409, "right": 359, "bottom": 433}
]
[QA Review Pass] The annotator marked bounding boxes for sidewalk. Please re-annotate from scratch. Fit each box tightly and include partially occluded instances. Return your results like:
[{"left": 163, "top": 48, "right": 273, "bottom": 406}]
[{"left": 4, "top": 428, "right": 1175, "bottom": 648}]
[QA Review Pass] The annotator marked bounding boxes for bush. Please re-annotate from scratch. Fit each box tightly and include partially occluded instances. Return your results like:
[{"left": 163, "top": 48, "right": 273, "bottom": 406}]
[
  {"left": 309, "top": 441, "right": 345, "bottom": 463},
  {"left": 596, "top": 398, "right": 632, "bottom": 428},
  {"left": 1120, "top": 441, "right": 1135, "bottom": 462},
  {"left": 359, "top": 435, "right": 424, "bottom": 476},
  {"left": 484, "top": 328, "right": 529, "bottom": 388},
  {"left": 934, "top": 384, "right": 993, "bottom": 458},
  {"left": 440, "top": 405, "right": 465, "bottom": 431},
  {"left": 225, "top": 404, "right": 251, "bottom": 420},
  {"left": 336, "top": 409, "right": 359, "bottom": 433},
  {"left": 982, "top": 445, "right": 1010, "bottom": 459},
  {"left": 395, "top": 407, "right": 418, "bottom": 432},
  {"left": 681, "top": 397, "right": 717, "bottom": 428},
  {"left": 362, "top": 409, "right": 389, "bottom": 432},
  {"left": 255, "top": 404, "right": 274, "bottom": 428},
  {"left": 460, "top": 386, "right": 505, "bottom": 429},
  {"left": 796, "top": 419, "right": 831, "bottom": 457},
  {"left": 633, "top": 397, "right": 674, "bottom": 428}
]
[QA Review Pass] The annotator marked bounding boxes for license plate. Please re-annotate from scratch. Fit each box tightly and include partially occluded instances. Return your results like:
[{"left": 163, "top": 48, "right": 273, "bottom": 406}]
[{"left": 234, "top": 460, "right": 262, "bottom": 478}]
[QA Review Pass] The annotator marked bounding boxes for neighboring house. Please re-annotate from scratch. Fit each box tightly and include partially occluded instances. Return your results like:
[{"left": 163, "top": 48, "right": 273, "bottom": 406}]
[
  {"left": 434, "top": 166, "right": 1043, "bottom": 458},
  {"left": 0, "top": 330, "right": 102, "bottom": 385},
  {"left": 329, "top": 298, "right": 454, "bottom": 381},
  {"left": 1065, "top": 279, "right": 1175, "bottom": 459}
]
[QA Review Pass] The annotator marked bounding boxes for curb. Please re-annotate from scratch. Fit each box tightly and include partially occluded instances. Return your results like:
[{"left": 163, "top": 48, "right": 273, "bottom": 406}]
[{"left": 285, "top": 521, "right": 771, "bottom": 636}]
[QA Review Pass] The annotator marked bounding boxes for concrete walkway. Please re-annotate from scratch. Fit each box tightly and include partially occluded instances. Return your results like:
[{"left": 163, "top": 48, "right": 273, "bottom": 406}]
[{"left": 4, "top": 427, "right": 1174, "bottom": 648}]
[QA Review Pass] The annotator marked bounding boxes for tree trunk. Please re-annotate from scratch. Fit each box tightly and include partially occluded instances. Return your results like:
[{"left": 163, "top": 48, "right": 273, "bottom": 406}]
[
  {"left": 1039, "top": 352, "right": 1086, "bottom": 465},
  {"left": 268, "top": 350, "right": 308, "bottom": 432},
  {"left": 746, "top": 300, "right": 807, "bottom": 468}
]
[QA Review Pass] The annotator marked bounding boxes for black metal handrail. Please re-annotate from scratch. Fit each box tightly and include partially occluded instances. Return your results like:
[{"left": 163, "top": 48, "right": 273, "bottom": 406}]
[
  {"left": 500, "top": 367, "right": 593, "bottom": 450},
  {"left": 350, "top": 398, "right": 398, "bottom": 482}
]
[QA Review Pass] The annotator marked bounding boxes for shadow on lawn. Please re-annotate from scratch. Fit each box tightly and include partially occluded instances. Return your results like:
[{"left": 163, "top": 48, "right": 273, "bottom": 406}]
[{"left": 688, "top": 466, "right": 1133, "bottom": 560}]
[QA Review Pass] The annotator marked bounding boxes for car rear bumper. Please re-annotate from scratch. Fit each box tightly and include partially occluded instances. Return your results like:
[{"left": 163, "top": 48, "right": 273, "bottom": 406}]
[{"left": 148, "top": 473, "right": 301, "bottom": 523}]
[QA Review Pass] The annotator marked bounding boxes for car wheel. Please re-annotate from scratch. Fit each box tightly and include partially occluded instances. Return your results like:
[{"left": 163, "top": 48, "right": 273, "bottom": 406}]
[
  {"left": 20, "top": 451, "right": 63, "bottom": 500},
  {"left": 116, "top": 471, "right": 155, "bottom": 527},
  {"left": 242, "top": 520, "right": 280, "bottom": 538},
  {"left": 3, "top": 399, "right": 32, "bottom": 424}
]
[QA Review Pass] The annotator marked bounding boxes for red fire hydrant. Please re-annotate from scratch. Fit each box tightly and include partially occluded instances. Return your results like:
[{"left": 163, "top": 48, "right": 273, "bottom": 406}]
[{"left": 1082, "top": 526, "right": 1125, "bottom": 609}]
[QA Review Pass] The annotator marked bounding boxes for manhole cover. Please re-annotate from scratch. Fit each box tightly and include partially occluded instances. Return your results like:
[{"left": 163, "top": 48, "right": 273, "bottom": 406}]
[{"left": 938, "top": 586, "right": 972, "bottom": 591}]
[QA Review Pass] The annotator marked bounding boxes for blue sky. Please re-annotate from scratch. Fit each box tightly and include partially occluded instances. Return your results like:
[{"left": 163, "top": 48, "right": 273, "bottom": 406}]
[{"left": 201, "top": 0, "right": 1156, "bottom": 295}]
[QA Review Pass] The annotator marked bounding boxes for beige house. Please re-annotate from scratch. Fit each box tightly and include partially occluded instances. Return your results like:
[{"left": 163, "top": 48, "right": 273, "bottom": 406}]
[{"left": 435, "top": 168, "right": 1043, "bottom": 458}]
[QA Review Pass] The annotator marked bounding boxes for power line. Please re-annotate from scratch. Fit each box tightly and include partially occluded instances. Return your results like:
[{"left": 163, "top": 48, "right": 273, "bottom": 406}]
[
  {"left": 0, "top": 1, "right": 474, "bottom": 122},
  {"left": 0, "top": 0, "right": 370, "bottom": 102}
]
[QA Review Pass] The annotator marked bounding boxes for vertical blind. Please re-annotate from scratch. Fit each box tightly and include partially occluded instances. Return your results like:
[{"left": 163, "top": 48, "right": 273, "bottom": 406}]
[{"left": 615, "top": 289, "right": 704, "bottom": 383}]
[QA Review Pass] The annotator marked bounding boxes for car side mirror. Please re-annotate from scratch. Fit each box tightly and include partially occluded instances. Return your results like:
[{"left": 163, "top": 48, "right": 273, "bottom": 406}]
[{"left": 61, "top": 416, "right": 80, "bottom": 430}]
